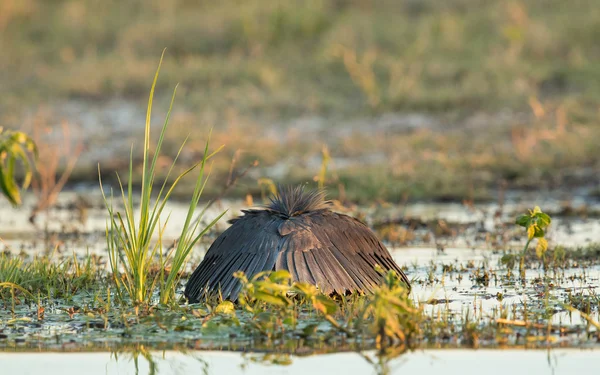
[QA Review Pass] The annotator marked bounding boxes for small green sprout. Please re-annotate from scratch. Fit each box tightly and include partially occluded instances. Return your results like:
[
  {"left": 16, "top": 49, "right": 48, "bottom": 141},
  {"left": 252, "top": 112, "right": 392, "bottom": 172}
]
[{"left": 515, "top": 206, "right": 552, "bottom": 258}]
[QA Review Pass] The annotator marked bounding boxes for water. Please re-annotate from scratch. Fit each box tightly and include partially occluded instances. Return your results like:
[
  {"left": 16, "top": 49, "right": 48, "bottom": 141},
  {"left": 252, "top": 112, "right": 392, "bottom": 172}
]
[
  {"left": 3, "top": 189, "right": 600, "bottom": 254},
  {"left": 2, "top": 349, "right": 599, "bottom": 375}
]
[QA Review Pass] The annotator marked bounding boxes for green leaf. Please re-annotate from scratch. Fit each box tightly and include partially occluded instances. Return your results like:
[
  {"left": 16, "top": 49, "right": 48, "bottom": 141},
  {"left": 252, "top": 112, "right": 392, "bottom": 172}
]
[
  {"left": 302, "top": 323, "right": 319, "bottom": 337},
  {"left": 293, "top": 282, "right": 318, "bottom": 297},
  {"left": 233, "top": 271, "right": 248, "bottom": 284},
  {"left": 0, "top": 160, "right": 21, "bottom": 205},
  {"left": 536, "top": 212, "right": 551, "bottom": 228},
  {"left": 253, "top": 291, "right": 290, "bottom": 306},
  {"left": 192, "top": 308, "right": 210, "bottom": 317},
  {"left": 516, "top": 214, "right": 530, "bottom": 227},
  {"left": 0, "top": 282, "right": 35, "bottom": 300},
  {"left": 313, "top": 295, "right": 337, "bottom": 315},
  {"left": 269, "top": 270, "right": 292, "bottom": 283},
  {"left": 533, "top": 226, "right": 545, "bottom": 238}
]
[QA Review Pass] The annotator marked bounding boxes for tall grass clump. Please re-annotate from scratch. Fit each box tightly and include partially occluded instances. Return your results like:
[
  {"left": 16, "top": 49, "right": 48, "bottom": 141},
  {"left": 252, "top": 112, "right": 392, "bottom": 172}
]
[{"left": 99, "top": 51, "right": 225, "bottom": 307}]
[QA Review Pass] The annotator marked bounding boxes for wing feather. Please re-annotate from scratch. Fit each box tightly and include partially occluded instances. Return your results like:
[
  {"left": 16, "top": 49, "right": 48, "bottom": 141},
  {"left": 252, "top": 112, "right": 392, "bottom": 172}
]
[
  {"left": 184, "top": 211, "right": 282, "bottom": 302},
  {"left": 274, "top": 210, "right": 410, "bottom": 295},
  {"left": 187, "top": 199, "right": 411, "bottom": 303},
  {"left": 301, "top": 250, "right": 345, "bottom": 293},
  {"left": 311, "top": 247, "right": 352, "bottom": 293}
]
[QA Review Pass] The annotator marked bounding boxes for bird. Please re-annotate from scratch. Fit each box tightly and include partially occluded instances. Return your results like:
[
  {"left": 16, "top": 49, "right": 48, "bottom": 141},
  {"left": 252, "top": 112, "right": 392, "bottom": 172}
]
[{"left": 184, "top": 185, "right": 410, "bottom": 302}]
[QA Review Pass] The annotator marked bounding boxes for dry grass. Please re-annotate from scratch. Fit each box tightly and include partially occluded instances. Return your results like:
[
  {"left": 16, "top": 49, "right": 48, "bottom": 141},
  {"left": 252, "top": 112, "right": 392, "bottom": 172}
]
[{"left": 27, "top": 114, "right": 83, "bottom": 224}]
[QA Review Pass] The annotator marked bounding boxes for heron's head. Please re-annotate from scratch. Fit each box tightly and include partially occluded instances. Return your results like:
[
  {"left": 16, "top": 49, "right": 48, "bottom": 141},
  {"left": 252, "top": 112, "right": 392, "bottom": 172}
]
[{"left": 267, "top": 185, "right": 330, "bottom": 218}]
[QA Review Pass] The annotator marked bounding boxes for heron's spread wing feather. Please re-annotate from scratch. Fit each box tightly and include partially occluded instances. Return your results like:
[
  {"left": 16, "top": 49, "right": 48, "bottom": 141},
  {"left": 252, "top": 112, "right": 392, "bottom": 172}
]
[
  {"left": 186, "top": 202, "right": 410, "bottom": 302},
  {"left": 276, "top": 211, "right": 410, "bottom": 294},
  {"left": 184, "top": 211, "right": 281, "bottom": 302}
]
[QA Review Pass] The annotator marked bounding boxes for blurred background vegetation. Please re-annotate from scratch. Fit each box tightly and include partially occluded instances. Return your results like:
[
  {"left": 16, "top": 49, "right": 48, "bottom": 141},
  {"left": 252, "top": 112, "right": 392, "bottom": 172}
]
[{"left": 1, "top": 0, "right": 600, "bottom": 203}]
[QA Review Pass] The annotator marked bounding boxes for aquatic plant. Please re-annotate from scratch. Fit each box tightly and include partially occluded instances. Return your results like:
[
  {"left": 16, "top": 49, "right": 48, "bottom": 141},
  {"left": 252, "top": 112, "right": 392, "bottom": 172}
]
[
  {"left": 357, "top": 268, "right": 421, "bottom": 353},
  {"left": 0, "top": 128, "right": 37, "bottom": 206},
  {"left": 232, "top": 267, "right": 419, "bottom": 349},
  {"left": 234, "top": 270, "right": 297, "bottom": 338},
  {"left": 2, "top": 239, "right": 600, "bottom": 352},
  {"left": 516, "top": 206, "right": 552, "bottom": 258},
  {"left": 99, "top": 51, "right": 225, "bottom": 307},
  {"left": 233, "top": 270, "right": 343, "bottom": 339},
  {"left": 515, "top": 206, "right": 551, "bottom": 278}
]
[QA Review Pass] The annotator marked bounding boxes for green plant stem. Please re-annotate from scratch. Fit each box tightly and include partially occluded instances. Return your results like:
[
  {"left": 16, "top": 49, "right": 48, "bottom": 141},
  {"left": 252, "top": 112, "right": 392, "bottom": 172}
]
[{"left": 521, "top": 237, "right": 533, "bottom": 257}]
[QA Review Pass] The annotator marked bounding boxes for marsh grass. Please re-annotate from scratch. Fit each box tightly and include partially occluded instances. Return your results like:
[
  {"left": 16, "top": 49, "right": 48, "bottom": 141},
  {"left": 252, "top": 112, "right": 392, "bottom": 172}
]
[
  {"left": 0, "top": 251, "right": 99, "bottom": 303},
  {"left": 99, "top": 52, "right": 225, "bottom": 307}
]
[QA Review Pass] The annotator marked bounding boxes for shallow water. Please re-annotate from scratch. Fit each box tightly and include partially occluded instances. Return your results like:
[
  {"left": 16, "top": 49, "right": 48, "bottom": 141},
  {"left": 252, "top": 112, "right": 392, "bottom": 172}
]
[
  {"left": 2, "top": 349, "right": 599, "bottom": 375},
  {"left": 3, "top": 190, "right": 600, "bottom": 253},
  {"left": 1, "top": 190, "right": 599, "bottom": 350},
  {"left": 404, "top": 247, "right": 600, "bottom": 327}
]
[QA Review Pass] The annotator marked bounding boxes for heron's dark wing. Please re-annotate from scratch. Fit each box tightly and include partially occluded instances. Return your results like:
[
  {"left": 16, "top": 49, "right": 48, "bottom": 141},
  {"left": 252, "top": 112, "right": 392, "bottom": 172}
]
[
  {"left": 184, "top": 210, "right": 282, "bottom": 302},
  {"left": 276, "top": 211, "right": 410, "bottom": 294}
]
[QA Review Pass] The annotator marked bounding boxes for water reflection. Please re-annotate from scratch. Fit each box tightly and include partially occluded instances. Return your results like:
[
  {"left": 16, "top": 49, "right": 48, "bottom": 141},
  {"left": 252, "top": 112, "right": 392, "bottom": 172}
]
[
  {"left": 111, "top": 345, "right": 210, "bottom": 375},
  {"left": 2, "top": 346, "right": 600, "bottom": 375},
  {"left": 96, "top": 346, "right": 600, "bottom": 375},
  {"left": 107, "top": 344, "right": 405, "bottom": 375}
]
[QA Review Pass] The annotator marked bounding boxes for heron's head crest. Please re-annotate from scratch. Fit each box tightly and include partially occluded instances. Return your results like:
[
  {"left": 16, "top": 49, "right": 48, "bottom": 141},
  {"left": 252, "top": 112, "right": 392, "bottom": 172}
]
[{"left": 268, "top": 185, "right": 329, "bottom": 217}]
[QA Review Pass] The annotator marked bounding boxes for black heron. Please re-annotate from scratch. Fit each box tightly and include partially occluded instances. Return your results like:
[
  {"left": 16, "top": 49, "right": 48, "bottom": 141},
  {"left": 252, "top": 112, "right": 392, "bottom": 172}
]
[{"left": 184, "top": 186, "right": 410, "bottom": 302}]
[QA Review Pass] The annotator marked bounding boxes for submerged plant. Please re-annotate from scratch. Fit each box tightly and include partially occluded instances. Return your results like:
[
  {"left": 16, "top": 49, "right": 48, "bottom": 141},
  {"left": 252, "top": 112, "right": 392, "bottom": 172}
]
[{"left": 99, "top": 51, "right": 225, "bottom": 307}]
